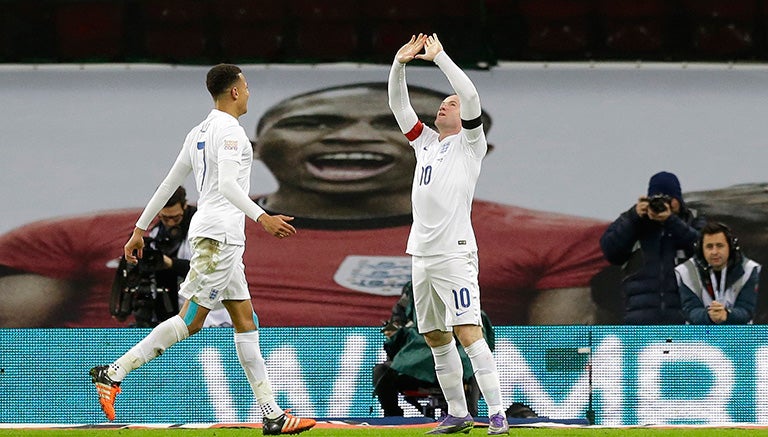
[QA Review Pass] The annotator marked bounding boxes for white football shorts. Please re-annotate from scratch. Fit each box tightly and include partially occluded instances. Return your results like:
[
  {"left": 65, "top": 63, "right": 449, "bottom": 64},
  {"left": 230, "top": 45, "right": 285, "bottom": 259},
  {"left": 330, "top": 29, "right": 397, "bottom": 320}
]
[
  {"left": 412, "top": 251, "right": 482, "bottom": 334},
  {"left": 179, "top": 237, "right": 250, "bottom": 309}
]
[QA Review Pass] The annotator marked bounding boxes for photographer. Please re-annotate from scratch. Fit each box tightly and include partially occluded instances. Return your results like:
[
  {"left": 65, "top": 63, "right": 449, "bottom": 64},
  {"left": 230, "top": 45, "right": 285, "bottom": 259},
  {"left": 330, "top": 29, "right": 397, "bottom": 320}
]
[
  {"left": 600, "top": 171, "right": 705, "bottom": 324},
  {"left": 111, "top": 186, "right": 195, "bottom": 327}
]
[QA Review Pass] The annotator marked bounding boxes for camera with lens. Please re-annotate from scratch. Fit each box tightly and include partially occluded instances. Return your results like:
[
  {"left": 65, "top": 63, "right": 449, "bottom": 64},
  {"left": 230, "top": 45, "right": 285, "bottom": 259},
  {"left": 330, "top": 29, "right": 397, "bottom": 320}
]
[
  {"left": 132, "top": 247, "right": 166, "bottom": 274},
  {"left": 110, "top": 240, "right": 177, "bottom": 327},
  {"left": 646, "top": 194, "right": 672, "bottom": 214},
  {"left": 123, "top": 247, "right": 166, "bottom": 283}
]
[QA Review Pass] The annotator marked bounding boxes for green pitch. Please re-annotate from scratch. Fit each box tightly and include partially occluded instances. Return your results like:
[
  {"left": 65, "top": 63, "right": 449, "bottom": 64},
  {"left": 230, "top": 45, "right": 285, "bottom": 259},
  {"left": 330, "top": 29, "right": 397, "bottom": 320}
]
[{"left": 1, "top": 428, "right": 768, "bottom": 437}]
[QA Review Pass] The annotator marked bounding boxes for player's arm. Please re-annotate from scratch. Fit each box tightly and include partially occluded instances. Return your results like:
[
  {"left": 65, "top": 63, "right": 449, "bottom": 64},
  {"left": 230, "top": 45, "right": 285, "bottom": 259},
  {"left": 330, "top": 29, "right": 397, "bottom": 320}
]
[
  {"left": 419, "top": 34, "right": 485, "bottom": 149},
  {"left": 126, "top": 150, "right": 192, "bottom": 263},
  {"left": 418, "top": 34, "right": 481, "bottom": 123},
  {"left": 388, "top": 34, "right": 426, "bottom": 135},
  {"left": 218, "top": 157, "right": 296, "bottom": 238}
]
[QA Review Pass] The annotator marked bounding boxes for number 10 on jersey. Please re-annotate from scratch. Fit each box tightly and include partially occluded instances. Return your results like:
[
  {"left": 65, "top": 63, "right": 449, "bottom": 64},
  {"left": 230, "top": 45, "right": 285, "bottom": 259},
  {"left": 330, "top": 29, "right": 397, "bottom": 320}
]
[{"left": 419, "top": 165, "right": 432, "bottom": 186}]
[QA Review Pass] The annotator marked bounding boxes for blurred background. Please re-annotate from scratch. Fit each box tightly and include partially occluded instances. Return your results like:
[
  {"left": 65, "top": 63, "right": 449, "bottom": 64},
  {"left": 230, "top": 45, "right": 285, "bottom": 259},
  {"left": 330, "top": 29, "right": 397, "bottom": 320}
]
[{"left": 2, "top": 0, "right": 767, "bottom": 67}]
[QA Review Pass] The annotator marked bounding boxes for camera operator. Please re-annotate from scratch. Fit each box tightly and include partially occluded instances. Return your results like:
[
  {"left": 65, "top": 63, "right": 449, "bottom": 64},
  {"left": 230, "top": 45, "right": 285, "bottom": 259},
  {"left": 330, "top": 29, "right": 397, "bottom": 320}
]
[
  {"left": 599, "top": 171, "right": 705, "bottom": 324},
  {"left": 111, "top": 187, "right": 195, "bottom": 327}
]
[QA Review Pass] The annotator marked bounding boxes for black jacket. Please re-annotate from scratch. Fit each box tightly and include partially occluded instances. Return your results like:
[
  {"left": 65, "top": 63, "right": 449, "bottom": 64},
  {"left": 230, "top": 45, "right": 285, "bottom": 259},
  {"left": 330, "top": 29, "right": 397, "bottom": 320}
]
[{"left": 600, "top": 205, "right": 704, "bottom": 324}]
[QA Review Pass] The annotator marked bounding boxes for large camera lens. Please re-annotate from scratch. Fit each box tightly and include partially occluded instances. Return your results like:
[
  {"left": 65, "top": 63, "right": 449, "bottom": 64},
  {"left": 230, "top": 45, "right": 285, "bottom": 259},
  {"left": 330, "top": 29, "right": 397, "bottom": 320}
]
[{"left": 648, "top": 195, "right": 670, "bottom": 214}]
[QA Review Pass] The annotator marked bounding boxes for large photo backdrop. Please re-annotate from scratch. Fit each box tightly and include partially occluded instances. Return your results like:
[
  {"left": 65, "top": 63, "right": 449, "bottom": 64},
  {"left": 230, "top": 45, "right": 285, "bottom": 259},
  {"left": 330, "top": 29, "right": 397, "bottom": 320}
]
[
  {"left": 1, "top": 63, "right": 767, "bottom": 327},
  {"left": 1, "top": 63, "right": 766, "bottom": 230}
]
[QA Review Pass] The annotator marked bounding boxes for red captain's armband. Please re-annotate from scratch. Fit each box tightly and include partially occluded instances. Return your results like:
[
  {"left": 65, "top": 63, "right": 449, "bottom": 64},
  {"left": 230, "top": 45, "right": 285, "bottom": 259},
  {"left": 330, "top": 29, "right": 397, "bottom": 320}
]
[{"left": 404, "top": 121, "right": 424, "bottom": 141}]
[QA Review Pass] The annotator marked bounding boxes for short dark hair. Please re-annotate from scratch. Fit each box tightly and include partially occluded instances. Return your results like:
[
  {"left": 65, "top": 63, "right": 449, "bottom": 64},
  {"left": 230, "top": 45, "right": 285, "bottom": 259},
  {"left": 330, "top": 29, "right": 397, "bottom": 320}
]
[
  {"left": 255, "top": 82, "right": 493, "bottom": 135},
  {"left": 164, "top": 186, "right": 187, "bottom": 208},
  {"left": 700, "top": 221, "right": 734, "bottom": 241},
  {"left": 206, "top": 64, "right": 242, "bottom": 98}
]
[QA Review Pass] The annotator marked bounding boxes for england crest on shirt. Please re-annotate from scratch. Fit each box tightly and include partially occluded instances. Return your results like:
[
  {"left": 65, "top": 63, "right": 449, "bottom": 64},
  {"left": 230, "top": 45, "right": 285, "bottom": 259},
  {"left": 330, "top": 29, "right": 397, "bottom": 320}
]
[{"left": 334, "top": 255, "right": 412, "bottom": 296}]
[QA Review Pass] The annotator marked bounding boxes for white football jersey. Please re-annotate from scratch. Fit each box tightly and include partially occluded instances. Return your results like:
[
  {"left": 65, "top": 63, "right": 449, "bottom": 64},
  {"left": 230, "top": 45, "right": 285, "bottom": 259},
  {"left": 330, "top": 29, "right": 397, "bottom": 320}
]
[
  {"left": 406, "top": 123, "right": 487, "bottom": 256},
  {"left": 183, "top": 109, "right": 252, "bottom": 245}
]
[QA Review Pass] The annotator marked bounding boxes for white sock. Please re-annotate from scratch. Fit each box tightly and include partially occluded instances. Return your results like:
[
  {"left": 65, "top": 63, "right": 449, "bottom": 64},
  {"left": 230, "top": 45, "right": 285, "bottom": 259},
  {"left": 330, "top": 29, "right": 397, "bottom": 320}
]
[
  {"left": 464, "top": 338, "right": 504, "bottom": 416},
  {"left": 235, "top": 330, "right": 283, "bottom": 420},
  {"left": 431, "top": 338, "right": 469, "bottom": 418},
  {"left": 109, "top": 315, "right": 189, "bottom": 382}
]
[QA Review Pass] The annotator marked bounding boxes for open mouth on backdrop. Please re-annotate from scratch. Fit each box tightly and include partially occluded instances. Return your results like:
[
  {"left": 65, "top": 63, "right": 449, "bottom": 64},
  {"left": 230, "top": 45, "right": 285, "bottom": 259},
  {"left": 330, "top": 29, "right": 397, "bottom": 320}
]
[{"left": 306, "top": 152, "right": 396, "bottom": 181}]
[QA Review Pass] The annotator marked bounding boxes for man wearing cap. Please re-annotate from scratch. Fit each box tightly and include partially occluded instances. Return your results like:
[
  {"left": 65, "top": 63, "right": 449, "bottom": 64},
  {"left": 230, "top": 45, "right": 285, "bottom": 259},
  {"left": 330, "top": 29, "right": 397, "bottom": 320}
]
[{"left": 600, "top": 171, "right": 706, "bottom": 324}]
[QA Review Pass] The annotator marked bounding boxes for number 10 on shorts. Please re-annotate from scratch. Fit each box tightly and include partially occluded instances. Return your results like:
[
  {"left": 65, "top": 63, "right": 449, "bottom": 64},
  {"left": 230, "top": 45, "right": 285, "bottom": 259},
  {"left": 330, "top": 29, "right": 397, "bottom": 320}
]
[{"left": 452, "top": 287, "right": 471, "bottom": 311}]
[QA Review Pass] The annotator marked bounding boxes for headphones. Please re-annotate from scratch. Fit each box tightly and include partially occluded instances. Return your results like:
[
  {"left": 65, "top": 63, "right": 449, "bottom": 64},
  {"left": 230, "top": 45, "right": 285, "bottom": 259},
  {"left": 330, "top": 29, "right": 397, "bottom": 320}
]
[{"left": 695, "top": 221, "right": 740, "bottom": 268}]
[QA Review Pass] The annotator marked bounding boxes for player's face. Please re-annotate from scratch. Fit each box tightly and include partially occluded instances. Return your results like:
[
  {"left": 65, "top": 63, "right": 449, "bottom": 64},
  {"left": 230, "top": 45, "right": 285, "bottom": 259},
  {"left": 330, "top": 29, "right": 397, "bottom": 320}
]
[
  {"left": 234, "top": 73, "right": 250, "bottom": 116},
  {"left": 435, "top": 95, "right": 461, "bottom": 133},
  {"left": 702, "top": 232, "right": 730, "bottom": 271},
  {"left": 256, "top": 88, "right": 440, "bottom": 196}
]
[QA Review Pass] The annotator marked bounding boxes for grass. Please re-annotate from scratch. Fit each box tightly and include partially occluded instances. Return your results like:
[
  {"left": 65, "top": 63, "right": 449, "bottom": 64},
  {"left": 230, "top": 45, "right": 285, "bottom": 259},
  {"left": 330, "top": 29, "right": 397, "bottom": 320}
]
[{"left": 1, "top": 428, "right": 768, "bottom": 437}]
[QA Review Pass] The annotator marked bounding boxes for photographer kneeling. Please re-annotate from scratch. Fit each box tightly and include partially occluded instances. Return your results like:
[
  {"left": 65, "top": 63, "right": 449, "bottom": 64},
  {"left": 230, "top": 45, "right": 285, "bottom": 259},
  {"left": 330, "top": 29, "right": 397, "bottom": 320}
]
[
  {"left": 599, "top": 171, "right": 705, "bottom": 324},
  {"left": 111, "top": 187, "right": 195, "bottom": 327}
]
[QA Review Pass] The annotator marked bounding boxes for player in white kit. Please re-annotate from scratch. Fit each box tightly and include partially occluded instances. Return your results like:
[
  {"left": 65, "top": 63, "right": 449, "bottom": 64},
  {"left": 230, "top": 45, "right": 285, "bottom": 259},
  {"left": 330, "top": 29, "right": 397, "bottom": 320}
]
[
  {"left": 89, "top": 64, "right": 315, "bottom": 435},
  {"left": 388, "top": 34, "right": 508, "bottom": 435}
]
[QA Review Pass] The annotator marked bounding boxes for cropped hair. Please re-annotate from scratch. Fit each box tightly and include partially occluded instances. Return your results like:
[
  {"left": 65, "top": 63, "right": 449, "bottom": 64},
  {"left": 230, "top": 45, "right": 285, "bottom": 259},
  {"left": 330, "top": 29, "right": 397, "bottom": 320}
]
[
  {"left": 700, "top": 221, "right": 734, "bottom": 240},
  {"left": 206, "top": 64, "right": 242, "bottom": 98}
]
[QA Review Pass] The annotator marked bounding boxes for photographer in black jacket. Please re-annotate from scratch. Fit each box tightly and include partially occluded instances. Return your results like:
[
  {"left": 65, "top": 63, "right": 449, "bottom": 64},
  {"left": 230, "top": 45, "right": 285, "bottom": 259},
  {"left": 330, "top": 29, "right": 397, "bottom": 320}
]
[
  {"left": 600, "top": 171, "right": 705, "bottom": 324},
  {"left": 111, "top": 186, "right": 195, "bottom": 327}
]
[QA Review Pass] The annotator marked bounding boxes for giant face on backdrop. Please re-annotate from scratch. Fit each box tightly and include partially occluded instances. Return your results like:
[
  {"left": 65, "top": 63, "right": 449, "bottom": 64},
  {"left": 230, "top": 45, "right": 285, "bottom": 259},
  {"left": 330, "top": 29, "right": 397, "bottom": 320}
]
[
  {"left": 0, "top": 83, "right": 610, "bottom": 328},
  {"left": 253, "top": 83, "right": 455, "bottom": 217}
]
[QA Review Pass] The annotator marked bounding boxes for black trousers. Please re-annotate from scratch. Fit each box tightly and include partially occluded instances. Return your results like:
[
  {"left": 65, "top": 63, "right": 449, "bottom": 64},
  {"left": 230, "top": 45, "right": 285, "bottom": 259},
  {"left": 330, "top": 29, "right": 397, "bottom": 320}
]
[
  {"left": 373, "top": 362, "right": 479, "bottom": 417},
  {"left": 373, "top": 362, "right": 429, "bottom": 416}
]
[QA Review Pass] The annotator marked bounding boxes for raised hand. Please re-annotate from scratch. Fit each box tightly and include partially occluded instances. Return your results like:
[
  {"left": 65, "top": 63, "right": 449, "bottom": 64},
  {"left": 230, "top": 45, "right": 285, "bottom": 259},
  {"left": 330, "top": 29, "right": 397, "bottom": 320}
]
[
  {"left": 415, "top": 33, "right": 444, "bottom": 62},
  {"left": 635, "top": 196, "right": 649, "bottom": 217},
  {"left": 395, "top": 33, "right": 427, "bottom": 64}
]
